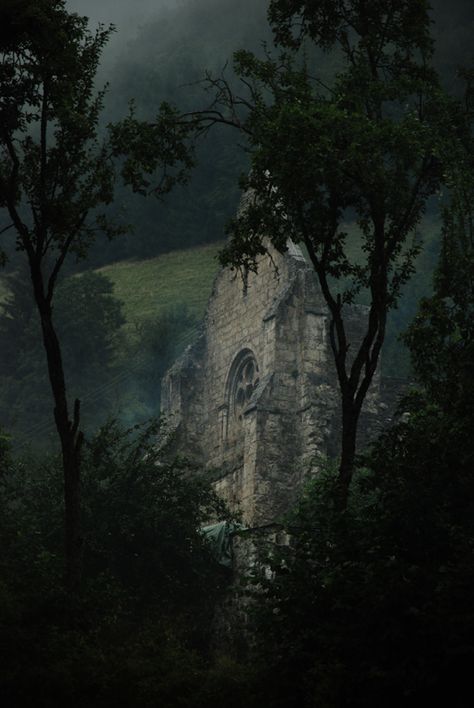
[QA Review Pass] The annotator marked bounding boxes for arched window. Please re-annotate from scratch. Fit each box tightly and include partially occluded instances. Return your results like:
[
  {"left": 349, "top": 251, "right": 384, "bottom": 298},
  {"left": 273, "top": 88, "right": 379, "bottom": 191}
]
[
  {"left": 230, "top": 352, "right": 259, "bottom": 421},
  {"left": 222, "top": 349, "right": 259, "bottom": 442}
]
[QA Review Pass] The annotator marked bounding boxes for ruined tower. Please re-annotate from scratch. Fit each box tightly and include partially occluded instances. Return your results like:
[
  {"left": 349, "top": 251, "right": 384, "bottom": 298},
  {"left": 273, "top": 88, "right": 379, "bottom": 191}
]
[{"left": 161, "top": 237, "right": 394, "bottom": 526}]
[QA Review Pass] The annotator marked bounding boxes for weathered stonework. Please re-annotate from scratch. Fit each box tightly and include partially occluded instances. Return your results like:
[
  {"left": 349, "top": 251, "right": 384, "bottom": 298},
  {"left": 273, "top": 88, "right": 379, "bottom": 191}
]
[{"left": 161, "top": 238, "right": 398, "bottom": 526}]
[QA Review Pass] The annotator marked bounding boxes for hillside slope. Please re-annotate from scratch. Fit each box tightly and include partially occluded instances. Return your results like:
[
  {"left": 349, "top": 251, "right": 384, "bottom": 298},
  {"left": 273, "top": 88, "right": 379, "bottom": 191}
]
[
  {"left": 100, "top": 222, "right": 439, "bottom": 377},
  {"left": 98, "top": 241, "right": 223, "bottom": 343}
]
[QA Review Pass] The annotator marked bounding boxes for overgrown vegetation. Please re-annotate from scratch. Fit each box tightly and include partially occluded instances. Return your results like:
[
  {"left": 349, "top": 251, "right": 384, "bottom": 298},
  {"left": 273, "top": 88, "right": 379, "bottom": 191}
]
[
  {"left": 1, "top": 0, "right": 474, "bottom": 705},
  {"left": 207, "top": 0, "right": 471, "bottom": 505},
  {"left": 230, "top": 187, "right": 474, "bottom": 708},
  {"left": 0, "top": 268, "right": 125, "bottom": 444},
  {"left": 0, "top": 241, "right": 223, "bottom": 445},
  {"left": 0, "top": 421, "right": 230, "bottom": 708},
  {"left": 0, "top": 0, "right": 198, "bottom": 586}
]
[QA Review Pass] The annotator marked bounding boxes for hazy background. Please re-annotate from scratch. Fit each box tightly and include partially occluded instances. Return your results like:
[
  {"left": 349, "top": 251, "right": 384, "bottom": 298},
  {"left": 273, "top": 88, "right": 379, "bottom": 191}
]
[
  {"left": 61, "top": 0, "right": 474, "bottom": 267},
  {"left": 1, "top": 0, "right": 473, "bottom": 446},
  {"left": 66, "top": 0, "right": 172, "bottom": 46}
]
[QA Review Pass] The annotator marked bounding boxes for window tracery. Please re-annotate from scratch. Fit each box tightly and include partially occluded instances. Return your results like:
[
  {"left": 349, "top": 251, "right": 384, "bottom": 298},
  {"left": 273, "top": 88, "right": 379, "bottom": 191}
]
[
  {"left": 222, "top": 349, "right": 259, "bottom": 442},
  {"left": 231, "top": 355, "right": 259, "bottom": 421}
]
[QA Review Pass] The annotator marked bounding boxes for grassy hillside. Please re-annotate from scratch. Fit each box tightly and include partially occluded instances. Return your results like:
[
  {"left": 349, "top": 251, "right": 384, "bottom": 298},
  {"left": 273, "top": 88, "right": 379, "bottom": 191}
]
[
  {"left": 98, "top": 241, "right": 224, "bottom": 341},
  {"left": 1, "top": 224, "right": 439, "bottom": 383},
  {"left": 0, "top": 229, "right": 438, "bottom": 446}
]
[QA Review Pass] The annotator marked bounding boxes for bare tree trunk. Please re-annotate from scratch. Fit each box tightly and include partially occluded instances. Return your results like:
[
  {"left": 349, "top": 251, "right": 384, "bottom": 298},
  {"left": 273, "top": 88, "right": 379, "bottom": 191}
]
[
  {"left": 59, "top": 402, "right": 83, "bottom": 592},
  {"left": 335, "top": 397, "right": 361, "bottom": 511},
  {"left": 34, "top": 285, "right": 83, "bottom": 592}
]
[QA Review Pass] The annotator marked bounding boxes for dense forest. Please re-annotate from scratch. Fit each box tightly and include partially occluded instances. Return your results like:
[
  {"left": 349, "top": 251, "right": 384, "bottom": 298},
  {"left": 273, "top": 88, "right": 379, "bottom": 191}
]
[{"left": 1, "top": 1, "right": 474, "bottom": 706}]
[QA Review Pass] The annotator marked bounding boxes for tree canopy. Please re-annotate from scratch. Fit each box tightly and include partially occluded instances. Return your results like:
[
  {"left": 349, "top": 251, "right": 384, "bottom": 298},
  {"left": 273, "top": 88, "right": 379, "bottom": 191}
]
[
  {"left": 246, "top": 191, "right": 474, "bottom": 708},
  {"left": 0, "top": 0, "right": 196, "bottom": 588},
  {"left": 200, "top": 0, "right": 469, "bottom": 502}
]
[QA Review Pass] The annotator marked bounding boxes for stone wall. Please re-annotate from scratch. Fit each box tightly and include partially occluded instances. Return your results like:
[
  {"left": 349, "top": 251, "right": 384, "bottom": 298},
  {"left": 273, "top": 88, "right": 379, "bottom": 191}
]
[{"left": 161, "top": 240, "right": 399, "bottom": 526}]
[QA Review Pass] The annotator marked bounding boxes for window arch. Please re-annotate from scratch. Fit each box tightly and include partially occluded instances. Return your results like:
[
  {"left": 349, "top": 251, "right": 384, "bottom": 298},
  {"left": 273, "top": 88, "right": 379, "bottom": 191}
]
[
  {"left": 230, "top": 350, "right": 259, "bottom": 421},
  {"left": 222, "top": 349, "right": 259, "bottom": 441}
]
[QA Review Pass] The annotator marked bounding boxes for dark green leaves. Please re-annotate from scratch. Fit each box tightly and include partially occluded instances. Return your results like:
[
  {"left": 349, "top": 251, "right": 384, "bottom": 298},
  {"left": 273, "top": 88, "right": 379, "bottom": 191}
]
[
  {"left": 109, "top": 101, "right": 195, "bottom": 197},
  {"left": 269, "top": 0, "right": 434, "bottom": 58}
]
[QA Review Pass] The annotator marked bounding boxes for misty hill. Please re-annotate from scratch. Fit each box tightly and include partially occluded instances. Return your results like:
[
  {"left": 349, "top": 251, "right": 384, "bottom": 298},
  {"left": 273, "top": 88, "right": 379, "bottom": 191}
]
[{"left": 79, "top": 0, "right": 473, "bottom": 269}]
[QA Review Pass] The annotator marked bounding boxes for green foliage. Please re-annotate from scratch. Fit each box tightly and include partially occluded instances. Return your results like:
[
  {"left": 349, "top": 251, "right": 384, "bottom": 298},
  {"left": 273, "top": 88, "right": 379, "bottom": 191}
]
[
  {"left": 56, "top": 271, "right": 125, "bottom": 383},
  {"left": 221, "top": 1, "right": 457, "bottom": 308},
  {"left": 0, "top": 426, "right": 11, "bottom": 473},
  {"left": 109, "top": 100, "right": 195, "bottom": 198},
  {"left": 80, "top": 420, "right": 228, "bottom": 612},
  {"left": 44, "top": 0, "right": 472, "bottom": 269},
  {"left": 210, "top": 0, "right": 469, "bottom": 493},
  {"left": 240, "top": 171, "right": 474, "bottom": 707},
  {"left": 0, "top": 420, "right": 230, "bottom": 707},
  {"left": 0, "top": 0, "right": 197, "bottom": 265},
  {"left": 0, "top": 1, "right": 201, "bottom": 590},
  {"left": 0, "top": 269, "right": 125, "bottom": 444},
  {"left": 405, "top": 193, "right": 474, "bottom": 409},
  {"left": 0, "top": 1, "right": 119, "bottom": 262},
  {"left": 0, "top": 243, "right": 221, "bottom": 444},
  {"left": 269, "top": 0, "right": 434, "bottom": 52},
  {"left": 246, "top": 405, "right": 474, "bottom": 707},
  {"left": 120, "top": 305, "right": 199, "bottom": 425}
]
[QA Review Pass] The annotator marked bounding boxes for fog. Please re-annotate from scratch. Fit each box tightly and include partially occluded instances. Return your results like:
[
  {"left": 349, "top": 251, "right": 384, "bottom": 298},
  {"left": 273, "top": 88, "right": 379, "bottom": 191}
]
[
  {"left": 65, "top": 0, "right": 173, "bottom": 69},
  {"left": 66, "top": 0, "right": 172, "bottom": 38},
  {"left": 66, "top": 0, "right": 474, "bottom": 86}
]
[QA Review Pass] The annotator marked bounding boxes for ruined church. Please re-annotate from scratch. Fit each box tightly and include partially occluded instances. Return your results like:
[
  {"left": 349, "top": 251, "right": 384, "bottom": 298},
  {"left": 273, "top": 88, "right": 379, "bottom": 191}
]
[{"left": 161, "top": 233, "right": 399, "bottom": 527}]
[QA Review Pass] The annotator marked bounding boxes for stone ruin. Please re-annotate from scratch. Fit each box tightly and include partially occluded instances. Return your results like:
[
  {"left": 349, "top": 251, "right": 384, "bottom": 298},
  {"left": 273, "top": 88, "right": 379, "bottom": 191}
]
[{"left": 161, "top": 237, "right": 402, "bottom": 528}]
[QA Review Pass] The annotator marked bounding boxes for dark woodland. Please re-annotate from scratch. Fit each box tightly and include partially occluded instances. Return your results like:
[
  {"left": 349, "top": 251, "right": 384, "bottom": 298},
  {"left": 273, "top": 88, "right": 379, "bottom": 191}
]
[{"left": 0, "top": 1, "right": 473, "bottom": 706}]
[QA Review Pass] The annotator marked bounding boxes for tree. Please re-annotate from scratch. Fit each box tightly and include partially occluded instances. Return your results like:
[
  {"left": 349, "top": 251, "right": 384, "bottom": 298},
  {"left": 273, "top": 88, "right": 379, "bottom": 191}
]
[
  {"left": 127, "top": 305, "right": 199, "bottom": 422},
  {"left": 231, "top": 115, "right": 474, "bottom": 705},
  {"left": 244, "top": 195, "right": 474, "bottom": 704},
  {"left": 0, "top": 421, "right": 229, "bottom": 706},
  {"left": 0, "top": 0, "right": 194, "bottom": 589},
  {"left": 0, "top": 268, "right": 126, "bottom": 444},
  {"left": 55, "top": 271, "right": 125, "bottom": 390},
  {"left": 404, "top": 189, "right": 474, "bottom": 413},
  {"left": 197, "top": 0, "right": 464, "bottom": 506}
]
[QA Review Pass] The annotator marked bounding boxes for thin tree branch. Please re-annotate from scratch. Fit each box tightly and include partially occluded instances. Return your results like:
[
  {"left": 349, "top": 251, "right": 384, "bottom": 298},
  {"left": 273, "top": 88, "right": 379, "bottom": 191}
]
[{"left": 0, "top": 223, "right": 14, "bottom": 236}]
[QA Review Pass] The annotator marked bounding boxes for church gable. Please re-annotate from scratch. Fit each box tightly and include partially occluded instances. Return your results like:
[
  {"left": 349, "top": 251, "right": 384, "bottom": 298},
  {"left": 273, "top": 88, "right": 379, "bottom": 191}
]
[{"left": 161, "top": 241, "right": 388, "bottom": 525}]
